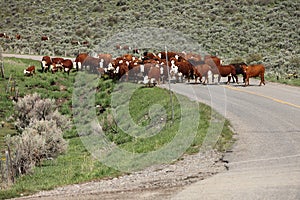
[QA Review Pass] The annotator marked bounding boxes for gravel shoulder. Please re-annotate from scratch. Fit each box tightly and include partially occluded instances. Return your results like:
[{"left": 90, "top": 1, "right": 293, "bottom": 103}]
[{"left": 13, "top": 150, "right": 227, "bottom": 200}]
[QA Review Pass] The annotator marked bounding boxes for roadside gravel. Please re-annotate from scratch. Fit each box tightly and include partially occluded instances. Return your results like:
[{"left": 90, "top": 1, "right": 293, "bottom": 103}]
[{"left": 13, "top": 150, "right": 228, "bottom": 200}]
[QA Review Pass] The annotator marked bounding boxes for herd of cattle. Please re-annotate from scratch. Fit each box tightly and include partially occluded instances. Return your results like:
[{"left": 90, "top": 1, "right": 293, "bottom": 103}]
[{"left": 24, "top": 50, "right": 266, "bottom": 87}]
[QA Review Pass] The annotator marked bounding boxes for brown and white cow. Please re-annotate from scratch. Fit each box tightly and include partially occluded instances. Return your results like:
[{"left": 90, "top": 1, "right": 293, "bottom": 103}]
[
  {"left": 146, "top": 65, "right": 161, "bottom": 86},
  {"left": 61, "top": 59, "right": 73, "bottom": 75},
  {"left": 51, "top": 57, "right": 64, "bottom": 72},
  {"left": 98, "top": 53, "right": 113, "bottom": 69},
  {"left": 74, "top": 53, "right": 89, "bottom": 71},
  {"left": 242, "top": 64, "right": 265, "bottom": 86},
  {"left": 41, "top": 36, "right": 49, "bottom": 41},
  {"left": 24, "top": 65, "right": 35, "bottom": 76},
  {"left": 170, "top": 58, "right": 195, "bottom": 83},
  {"left": 41, "top": 56, "right": 52, "bottom": 72},
  {"left": 204, "top": 55, "right": 223, "bottom": 83}
]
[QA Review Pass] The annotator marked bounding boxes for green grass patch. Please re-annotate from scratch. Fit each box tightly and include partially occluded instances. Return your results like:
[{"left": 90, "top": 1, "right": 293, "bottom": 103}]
[
  {"left": 0, "top": 57, "right": 234, "bottom": 199},
  {"left": 267, "top": 75, "right": 300, "bottom": 87}
]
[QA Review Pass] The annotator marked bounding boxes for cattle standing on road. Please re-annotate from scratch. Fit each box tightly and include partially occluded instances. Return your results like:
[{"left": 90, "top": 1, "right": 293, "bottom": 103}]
[
  {"left": 242, "top": 64, "right": 266, "bottom": 86},
  {"left": 147, "top": 65, "right": 161, "bottom": 86},
  {"left": 230, "top": 62, "right": 247, "bottom": 83},
  {"left": 194, "top": 62, "right": 211, "bottom": 84},
  {"left": 217, "top": 64, "right": 238, "bottom": 84}
]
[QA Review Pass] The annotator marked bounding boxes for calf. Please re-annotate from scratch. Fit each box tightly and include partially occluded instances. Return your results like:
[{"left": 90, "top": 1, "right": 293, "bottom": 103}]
[
  {"left": 51, "top": 57, "right": 64, "bottom": 71},
  {"left": 242, "top": 64, "right": 265, "bottom": 86},
  {"left": 24, "top": 65, "right": 35, "bottom": 76}
]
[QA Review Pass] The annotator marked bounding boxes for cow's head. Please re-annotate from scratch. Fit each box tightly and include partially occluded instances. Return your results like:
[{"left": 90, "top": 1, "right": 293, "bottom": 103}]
[{"left": 242, "top": 66, "right": 249, "bottom": 74}]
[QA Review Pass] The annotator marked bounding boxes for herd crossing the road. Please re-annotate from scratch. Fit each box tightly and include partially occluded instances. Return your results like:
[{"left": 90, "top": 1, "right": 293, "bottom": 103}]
[{"left": 25, "top": 50, "right": 266, "bottom": 87}]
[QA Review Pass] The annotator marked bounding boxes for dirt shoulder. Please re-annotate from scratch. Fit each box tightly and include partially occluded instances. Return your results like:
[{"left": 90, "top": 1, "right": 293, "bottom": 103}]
[{"left": 13, "top": 150, "right": 227, "bottom": 200}]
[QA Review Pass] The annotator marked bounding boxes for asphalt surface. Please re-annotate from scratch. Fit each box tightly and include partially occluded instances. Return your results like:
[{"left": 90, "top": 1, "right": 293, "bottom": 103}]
[{"left": 160, "top": 80, "right": 300, "bottom": 200}]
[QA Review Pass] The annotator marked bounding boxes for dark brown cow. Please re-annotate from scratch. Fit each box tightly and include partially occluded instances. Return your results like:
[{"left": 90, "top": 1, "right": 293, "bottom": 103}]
[
  {"left": 194, "top": 63, "right": 211, "bottom": 84},
  {"left": 0, "top": 33, "right": 6, "bottom": 38},
  {"left": 41, "top": 36, "right": 49, "bottom": 41},
  {"left": 75, "top": 53, "right": 89, "bottom": 71},
  {"left": 114, "top": 62, "right": 129, "bottom": 81},
  {"left": 242, "top": 64, "right": 265, "bottom": 86},
  {"left": 230, "top": 62, "right": 247, "bottom": 83},
  {"left": 24, "top": 65, "right": 35, "bottom": 76},
  {"left": 41, "top": 56, "right": 52, "bottom": 72},
  {"left": 61, "top": 59, "right": 73, "bottom": 75},
  {"left": 82, "top": 56, "right": 101, "bottom": 73},
  {"left": 142, "top": 52, "right": 160, "bottom": 61},
  {"left": 132, "top": 48, "right": 140, "bottom": 54},
  {"left": 217, "top": 64, "right": 238, "bottom": 84},
  {"left": 147, "top": 65, "right": 161, "bottom": 86}
]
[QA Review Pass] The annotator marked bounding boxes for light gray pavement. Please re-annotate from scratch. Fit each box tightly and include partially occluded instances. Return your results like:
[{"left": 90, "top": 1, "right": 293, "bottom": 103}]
[{"left": 164, "top": 80, "right": 300, "bottom": 199}]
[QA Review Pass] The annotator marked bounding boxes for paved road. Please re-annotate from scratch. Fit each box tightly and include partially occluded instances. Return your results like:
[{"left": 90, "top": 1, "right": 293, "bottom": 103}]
[
  {"left": 2, "top": 53, "right": 74, "bottom": 61},
  {"left": 161, "top": 80, "right": 300, "bottom": 199}
]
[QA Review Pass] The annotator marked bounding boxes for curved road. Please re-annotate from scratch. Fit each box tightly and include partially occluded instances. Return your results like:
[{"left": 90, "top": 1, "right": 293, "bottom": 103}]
[
  {"left": 3, "top": 54, "right": 300, "bottom": 199},
  {"left": 163, "top": 80, "right": 300, "bottom": 200}
]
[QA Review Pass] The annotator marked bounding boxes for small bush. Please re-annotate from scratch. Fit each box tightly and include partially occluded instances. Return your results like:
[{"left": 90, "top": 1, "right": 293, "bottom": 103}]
[
  {"left": 4, "top": 93, "right": 70, "bottom": 177},
  {"left": 6, "top": 119, "right": 67, "bottom": 176},
  {"left": 13, "top": 93, "right": 55, "bottom": 132}
]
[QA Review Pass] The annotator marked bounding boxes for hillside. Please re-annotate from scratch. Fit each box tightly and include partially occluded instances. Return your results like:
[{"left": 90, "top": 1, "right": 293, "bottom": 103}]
[{"left": 0, "top": 0, "right": 299, "bottom": 76}]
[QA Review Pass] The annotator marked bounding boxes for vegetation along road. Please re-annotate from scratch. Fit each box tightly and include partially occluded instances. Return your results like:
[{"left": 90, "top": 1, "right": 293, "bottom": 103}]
[{"left": 7, "top": 52, "right": 300, "bottom": 199}]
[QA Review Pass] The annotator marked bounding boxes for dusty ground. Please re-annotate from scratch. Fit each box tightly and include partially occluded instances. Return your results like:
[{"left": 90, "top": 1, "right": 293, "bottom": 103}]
[{"left": 13, "top": 150, "right": 228, "bottom": 200}]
